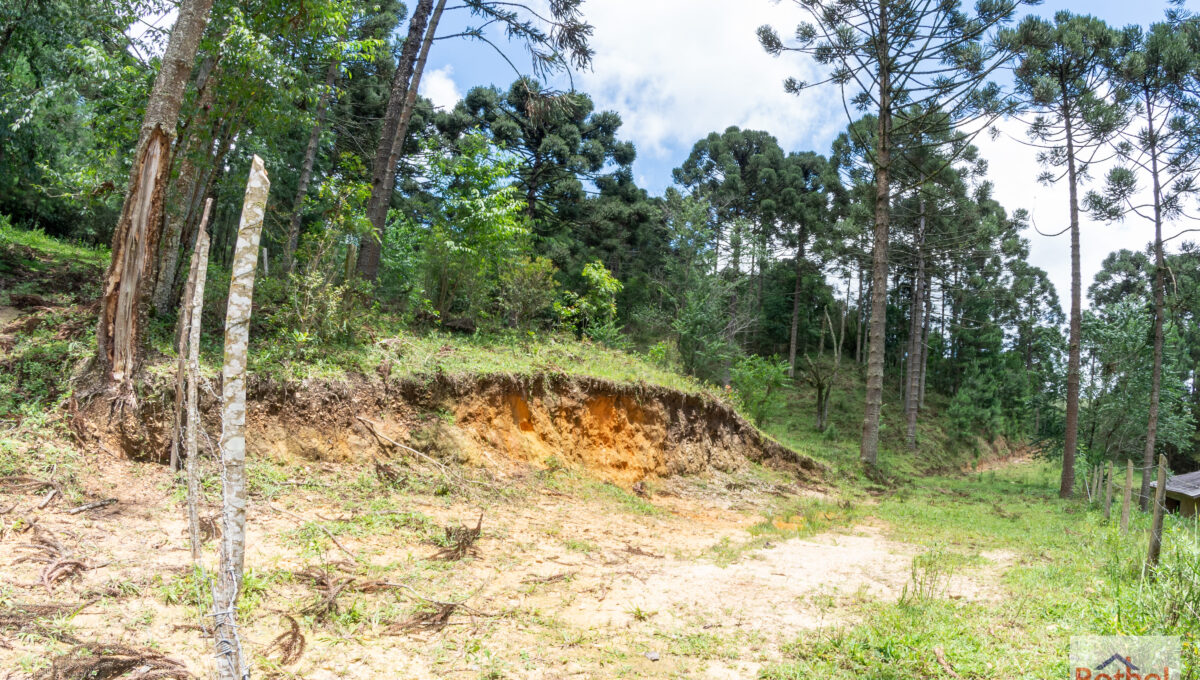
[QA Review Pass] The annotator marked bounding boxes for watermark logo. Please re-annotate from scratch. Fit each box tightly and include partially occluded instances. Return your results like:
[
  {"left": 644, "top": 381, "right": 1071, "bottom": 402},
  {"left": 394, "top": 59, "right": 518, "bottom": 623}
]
[{"left": 1071, "top": 636, "right": 1181, "bottom": 680}]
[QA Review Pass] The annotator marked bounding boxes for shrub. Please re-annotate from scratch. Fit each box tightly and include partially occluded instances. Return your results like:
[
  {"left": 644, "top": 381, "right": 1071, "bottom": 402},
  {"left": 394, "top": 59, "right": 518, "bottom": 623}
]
[
  {"left": 730, "top": 355, "right": 789, "bottom": 426},
  {"left": 556, "top": 260, "right": 623, "bottom": 341},
  {"left": 496, "top": 256, "right": 558, "bottom": 329}
]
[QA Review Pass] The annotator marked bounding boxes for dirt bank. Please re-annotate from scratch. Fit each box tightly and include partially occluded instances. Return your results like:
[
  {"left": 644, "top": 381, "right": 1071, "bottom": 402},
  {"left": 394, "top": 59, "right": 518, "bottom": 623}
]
[{"left": 81, "top": 372, "right": 823, "bottom": 486}]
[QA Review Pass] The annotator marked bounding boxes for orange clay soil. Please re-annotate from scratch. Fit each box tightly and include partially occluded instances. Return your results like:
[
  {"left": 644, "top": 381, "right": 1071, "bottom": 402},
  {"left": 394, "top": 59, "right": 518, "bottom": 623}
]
[{"left": 77, "top": 372, "right": 823, "bottom": 488}]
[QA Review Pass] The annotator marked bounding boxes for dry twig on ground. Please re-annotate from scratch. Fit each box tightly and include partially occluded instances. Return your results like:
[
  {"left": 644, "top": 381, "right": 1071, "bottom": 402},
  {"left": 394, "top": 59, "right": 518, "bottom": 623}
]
[
  {"left": 434, "top": 512, "right": 483, "bottom": 561},
  {"left": 295, "top": 567, "right": 356, "bottom": 620},
  {"left": 34, "top": 642, "right": 191, "bottom": 679},
  {"left": 264, "top": 615, "right": 306, "bottom": 665}
]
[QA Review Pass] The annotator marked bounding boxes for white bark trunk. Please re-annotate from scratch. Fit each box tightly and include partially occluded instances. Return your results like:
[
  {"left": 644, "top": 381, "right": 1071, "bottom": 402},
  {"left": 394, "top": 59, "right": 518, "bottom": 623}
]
[
  {"left": 214, "top": 158, "right": 269, "bottom": 680},
  {"left": 185, "top": 199, "right": 212, "bottom": 562}
]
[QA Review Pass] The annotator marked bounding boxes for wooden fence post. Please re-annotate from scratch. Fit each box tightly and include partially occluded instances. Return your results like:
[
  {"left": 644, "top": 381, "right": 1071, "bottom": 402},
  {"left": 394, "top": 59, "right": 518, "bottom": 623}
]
[
  {"left": 1121, "top": 459, "right": 1133, "bottom": 534},
  {"left": 1104, "top": 461, "right": 1114, "bottom": 521},
  {"left": 1146, "top": 454, "right": 1168, "bottom": 571},
  {"left": 214, "top": 156, "right": 269, "bottom": 680},
  {"left": 184, "top": 199, "right": 212, "bottom": 562}
]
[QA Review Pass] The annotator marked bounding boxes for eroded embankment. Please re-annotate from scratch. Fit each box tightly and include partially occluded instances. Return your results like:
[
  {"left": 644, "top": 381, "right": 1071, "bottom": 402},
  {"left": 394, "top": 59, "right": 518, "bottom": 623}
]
[{"left": 80, "top": 373, "right": 822, "bottom": 486}]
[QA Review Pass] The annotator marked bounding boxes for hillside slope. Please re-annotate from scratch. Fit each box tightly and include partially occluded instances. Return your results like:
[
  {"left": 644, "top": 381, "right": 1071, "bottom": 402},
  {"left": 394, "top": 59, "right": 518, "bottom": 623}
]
[{"left": 4, "top": 226, "right": 1193, "bottom": 679}]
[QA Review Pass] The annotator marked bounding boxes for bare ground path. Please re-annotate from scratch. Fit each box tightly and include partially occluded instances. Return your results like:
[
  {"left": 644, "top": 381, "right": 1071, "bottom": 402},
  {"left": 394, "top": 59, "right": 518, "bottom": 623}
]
[{"left": 0, "top": 452, "right": 1020, "bottom": 679}]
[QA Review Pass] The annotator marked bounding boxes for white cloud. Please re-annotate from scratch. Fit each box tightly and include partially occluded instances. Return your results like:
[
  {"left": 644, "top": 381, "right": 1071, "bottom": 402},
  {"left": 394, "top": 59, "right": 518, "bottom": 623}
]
[
  {"left": 975, "top": 118, "right": 1153, "bottom": 310},
  {"left": 570, "top": 1, "right": 846, "bottom": 160},
  {"left": 421, "top": 65, "right": 462, "bottom": 111},
  {"left": 537, "top": 1, "right": 1167, "bottom": 308}
]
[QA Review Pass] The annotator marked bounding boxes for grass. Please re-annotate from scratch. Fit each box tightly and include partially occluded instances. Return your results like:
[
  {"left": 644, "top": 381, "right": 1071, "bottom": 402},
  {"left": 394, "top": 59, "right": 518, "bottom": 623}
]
[
  {"left": 0, "top": 218, "right": 108, "bottom": 297},
  {"left": 6, "top": 223, "right": 1198, "bottom": 677},
  {"left": 760, "top": 461, "right": 1200, "bottom": 678}
]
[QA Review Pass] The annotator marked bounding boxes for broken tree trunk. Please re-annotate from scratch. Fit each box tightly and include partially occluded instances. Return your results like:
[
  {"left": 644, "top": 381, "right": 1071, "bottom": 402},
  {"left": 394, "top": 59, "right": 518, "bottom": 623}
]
[
  {"left": 96, "top": 0, "right": 215, "bottom": 396},
  {"left": 1146, "top": 454, "right": 1168, "bottom": 571},
  {"left": 184, "top": 200, "right": 212, "bottom": 562},
  {"left": 152, "top": 56, "right": 220, "bottom": 317},
  {"left": 213, "top": 157, "right": 269, "bottom": 680}
]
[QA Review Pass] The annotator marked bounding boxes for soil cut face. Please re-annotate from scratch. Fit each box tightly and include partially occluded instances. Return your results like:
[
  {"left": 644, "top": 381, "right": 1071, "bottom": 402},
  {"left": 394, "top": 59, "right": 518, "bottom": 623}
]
[{"left": 81, "top": 373, "right": 823, "bottom": 488}]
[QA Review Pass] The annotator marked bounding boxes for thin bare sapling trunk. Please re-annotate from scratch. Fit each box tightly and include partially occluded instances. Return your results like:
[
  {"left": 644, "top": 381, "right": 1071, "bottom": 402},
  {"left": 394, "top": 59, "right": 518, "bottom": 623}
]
[
  {"left": 185, "top": 199, "right": 212, "bottom": 561},
  {"left": 1104, "top": 461, "right": 1114, "bottom": 521},
  {"left": 213, "top": 158, "right": 270, "bottom": 680},
  {"left": 1121, "top": 459, "right": 1133, "bottom": 534}
]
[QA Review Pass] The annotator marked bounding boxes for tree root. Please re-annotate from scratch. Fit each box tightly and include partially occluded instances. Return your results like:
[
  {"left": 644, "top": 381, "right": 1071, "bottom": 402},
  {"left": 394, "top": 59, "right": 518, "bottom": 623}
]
[
  {"left": 34, "top": 642, "right": 191, "bottom": 679},
  {"left": 264, "top": 615, "right": 305, "bottom": 665},
  {"left": 434, "top": 512, "right": 483, "bottom": 561}
]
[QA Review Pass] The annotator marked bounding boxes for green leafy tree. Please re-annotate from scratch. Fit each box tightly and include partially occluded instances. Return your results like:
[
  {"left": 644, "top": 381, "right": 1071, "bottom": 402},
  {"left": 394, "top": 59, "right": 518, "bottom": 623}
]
[
  {"left": 556, "top": 259, "right": 623, "bottom": 341},
  {"left": 395, "top": 131, "right": 529, "bottom": 322},
  {"left": 446, "top": 79, "right": 636, "bottom": 266},
  {"left": 1086, "top": 19, "right": 1200, "bottom": 507},
  {"left": 731, "top": 355, "right": 789, "bottom": 427}
]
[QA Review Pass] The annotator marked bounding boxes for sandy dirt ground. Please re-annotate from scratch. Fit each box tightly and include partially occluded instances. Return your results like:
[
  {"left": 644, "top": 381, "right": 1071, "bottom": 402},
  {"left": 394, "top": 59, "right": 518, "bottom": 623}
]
[{"left": 0, "top": 452, "right": 1013, "bottom": 679}]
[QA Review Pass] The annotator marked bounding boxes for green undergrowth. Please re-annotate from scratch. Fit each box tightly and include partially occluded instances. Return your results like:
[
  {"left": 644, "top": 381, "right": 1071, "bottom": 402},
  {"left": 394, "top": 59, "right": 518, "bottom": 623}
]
[
  {"left": 2, "top": 223, "right": 993, "bottom": 484},
  {"left": 0, "top": 219, "right": 108, "bottom": 302},
  {"left": 761, "top": 461, "right": 1200, "bottom": 678}
]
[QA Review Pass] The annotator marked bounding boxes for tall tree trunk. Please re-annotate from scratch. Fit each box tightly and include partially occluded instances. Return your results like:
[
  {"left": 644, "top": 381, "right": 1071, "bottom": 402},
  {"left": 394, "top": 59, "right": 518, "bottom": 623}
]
[
  {"left": 918, "top": 275, "right": 931, "bottom": 409},
  {"left": 152, "top": 56, "right": 219, "bottom": 317},
  {"left": 96, "top": 0, "right": 214, "bottom": 395},
  {"left": 284, "top": 60, "right": 339, "bottom": 274},
  {"left": 356, "top": 0, "right": 442, "bottom": 281},
  {"left": 177, "top": 118, "right": 238, "bottom": 276},
  {"left": 854, "top": 264, "right": 864, "bottom": 364},
  {"left": 1146, "top": 454, "right": 1168, "bottom": 569},
  {"left": 787, "top": 224, "right": 808, "bottom": 378},
  {"left": 1141, "top": 97, "right": 1166, "bottom": 511},
  {"left": 213, "top": 157, "right": 269, "bottom": 680},
  {"left": 861, "top": 13, "right": 891, "bottom": 467},
  {"left": 905, "top": 199, "right": 926, "bottom": 450},
  {"left": 1060, "top": 97, "right": 1082, "bottom": 499}
]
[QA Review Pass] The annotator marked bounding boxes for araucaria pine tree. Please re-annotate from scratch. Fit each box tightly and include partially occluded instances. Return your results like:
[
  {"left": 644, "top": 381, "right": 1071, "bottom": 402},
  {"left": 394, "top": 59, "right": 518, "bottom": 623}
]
[
  {"left": 758, "top": 0, "right": 1030, "bottom": 466},
  {"left": 1003, "top": 12, "right": 1124, "bottom": 498}
]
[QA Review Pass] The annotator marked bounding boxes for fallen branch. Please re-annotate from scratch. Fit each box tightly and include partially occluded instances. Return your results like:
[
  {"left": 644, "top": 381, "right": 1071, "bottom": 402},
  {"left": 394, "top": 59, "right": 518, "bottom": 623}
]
[
  {"left": 356, "top": 416, "right": 487, "bottom": 489},
  {"left": 42, "top": 559, "right": 89, "bottom": 594},
  {"left": 383, "top": 583, "right": 494, "bottom": 633},
  {"left": 37, "top": 488, "right": 58, "bottom": 509},
  {"left": 521, "top": 572, "right": 576, "bottom": 585},
  {"left": 34, "top": 642, "right": 191, "bottom": 679},
  {"left": 434, "top": 513, "right": 483, "bottom": 561},
  {"left": 265, "top": 503, "right": 360, "bottom": 563},
  {"left": 263, "top": 615, "right": 305, "bottom": 665},
  {"left": 64, "top": 498, "right": 117, "bottom": 515},
  {"left": 296, "top": 567, "right": 356, "bottom": 620},
  {"left": 933, "top": 646, "right": 962, "bottom": 679},
  {"left": 0, "top": 476, "right": 57, "bottom": 492}
]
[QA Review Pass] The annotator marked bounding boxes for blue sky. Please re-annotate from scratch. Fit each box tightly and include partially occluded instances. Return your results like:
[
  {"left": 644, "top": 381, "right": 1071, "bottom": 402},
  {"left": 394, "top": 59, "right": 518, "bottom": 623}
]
[{"left": 417, "top": 0, "right": 1184, "bottom": 304}]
